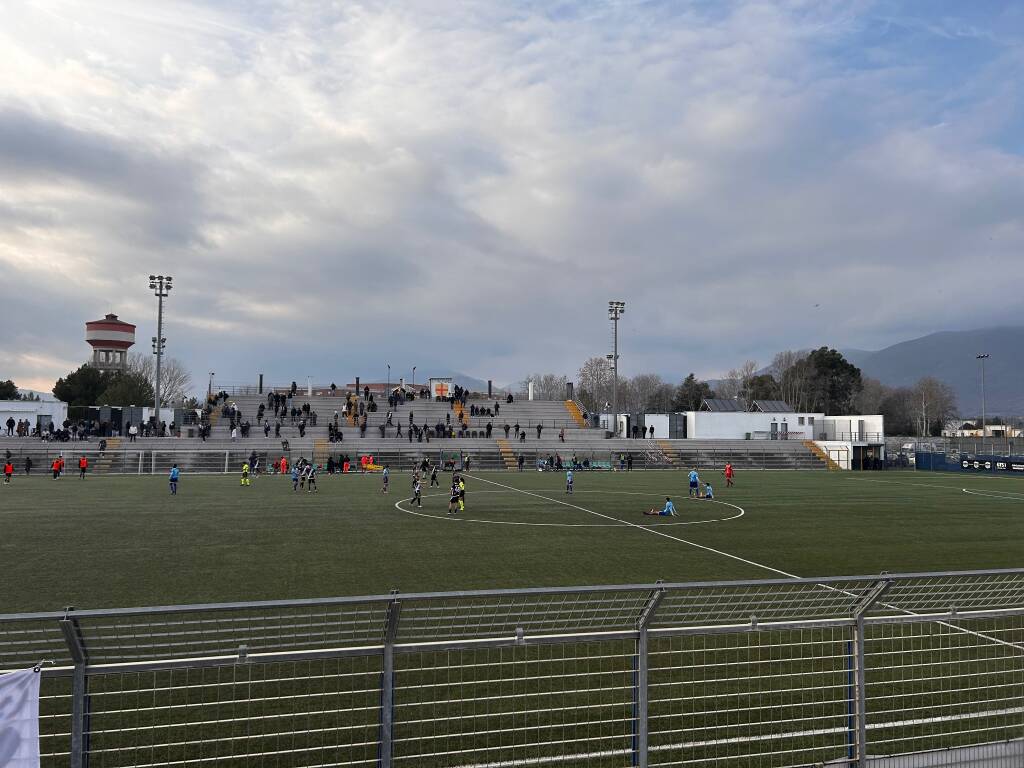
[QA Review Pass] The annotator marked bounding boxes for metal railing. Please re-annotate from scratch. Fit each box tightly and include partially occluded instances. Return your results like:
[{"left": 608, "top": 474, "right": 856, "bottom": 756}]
[{"left": 2, "top": 570, "right": 1022, "bottom": 767}]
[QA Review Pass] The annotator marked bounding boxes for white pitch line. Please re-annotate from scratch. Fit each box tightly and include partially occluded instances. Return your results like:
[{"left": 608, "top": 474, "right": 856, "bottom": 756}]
[
  {"left": 393, "top": 490, "right": 745, "bottom": 528},
  {"left": 962, "top": 488, "right": 1024, "bottom": 501},
  {"left": 464, "top": 474, "right": 1024, "bottom": 653},
  {"left": 465, "top": 474, "right": 798, "bottom": 578}
]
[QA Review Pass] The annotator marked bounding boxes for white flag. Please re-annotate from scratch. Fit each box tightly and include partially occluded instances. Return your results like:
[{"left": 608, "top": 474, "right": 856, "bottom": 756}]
[{"left": 0, "top": 669, "right": 40, "bottom": 768}]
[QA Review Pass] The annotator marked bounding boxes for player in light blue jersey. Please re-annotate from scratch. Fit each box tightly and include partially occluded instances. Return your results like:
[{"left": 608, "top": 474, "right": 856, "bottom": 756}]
[
  {"left": 645, "top": 497, "right": 676, "bottom": 516},
  {"left": 565, "top": 469, "right": 574, "bottom": 495},
  {"left": 704, "top": 482, "right": 713, "bottom": 500},
  {"left": 688, "top": 469, "right": 700, "bottom": 498},
  {"left": 168, "top": 464, "right": 180, "bottom": 495}
]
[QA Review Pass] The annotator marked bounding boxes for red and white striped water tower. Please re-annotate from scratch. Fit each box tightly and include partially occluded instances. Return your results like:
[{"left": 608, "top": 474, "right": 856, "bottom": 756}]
[{"left": 85, "top": 313, "right": 136, "bottom": 371}]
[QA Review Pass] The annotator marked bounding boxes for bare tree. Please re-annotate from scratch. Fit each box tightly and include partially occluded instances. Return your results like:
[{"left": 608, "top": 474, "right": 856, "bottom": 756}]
[
  {"left": 577, "top": 356, "right": 612, "bottom": 413},
  {"left": 715, "top": 360, "right": 757, "bottom": 405},
  {"left": 128, "top": 353, "right": 195, "bottom": 404},
  {"left": 913, "top": 377, "right": 958, "bottom": 437},
  {"left": 770, "top": 350, "right": 810, "bottom": 411},
  {"left": 518, "top": 373, "right": 568, "bottom": 401},
  {"left": 630, "top": 373, "right": 665, "bottom": 412},
  {"left": 855, "top": 377, "right": 887, "bottom": 414}
]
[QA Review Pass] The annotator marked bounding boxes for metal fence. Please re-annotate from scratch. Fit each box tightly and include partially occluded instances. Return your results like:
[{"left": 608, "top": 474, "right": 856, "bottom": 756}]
[{"left": 2, "top": 569, "right": 1022, "bottom": 767}]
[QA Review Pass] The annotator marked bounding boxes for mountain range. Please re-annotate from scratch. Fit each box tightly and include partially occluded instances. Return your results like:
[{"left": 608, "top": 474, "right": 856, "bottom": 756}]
[{"left": 842, "top": 327, "right": 1024, "bottom": 417}]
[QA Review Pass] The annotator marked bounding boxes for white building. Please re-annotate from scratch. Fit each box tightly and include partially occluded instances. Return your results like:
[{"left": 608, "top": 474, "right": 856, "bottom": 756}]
[{"left": 0, "top": 393, "right": 68, "bottom": 433}]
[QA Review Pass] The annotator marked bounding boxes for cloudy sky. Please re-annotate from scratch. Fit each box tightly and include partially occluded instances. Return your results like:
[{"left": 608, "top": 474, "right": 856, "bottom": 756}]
[{"left": 2, "top": 0, "right": 1022, "bottom": 393}]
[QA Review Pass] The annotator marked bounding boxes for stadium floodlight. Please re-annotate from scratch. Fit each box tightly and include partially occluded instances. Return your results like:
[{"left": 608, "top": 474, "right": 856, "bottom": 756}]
[
  {"left": 149, "top": 275, "right": 173, "bottom": 420},
  {"left": 208, "top": 372, "right": 215, "bottom": 396},
  {"left": 608, "top": 301, "right": 625, "bottom": 437},
  {"left": 976, "top": 354, "right": 990, "bottom": 439}
]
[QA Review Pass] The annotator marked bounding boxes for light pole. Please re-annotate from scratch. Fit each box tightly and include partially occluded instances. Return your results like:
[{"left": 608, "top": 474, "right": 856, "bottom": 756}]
[
  {"left": 977, "top": 353, "right": 990, "bottom": 441},
  {"left": 412, "top": 366, "right": 417, "bottom": 389},
  {"left": 608, "top": 301, "right": 625, "bottom": 437},
  {"left": 208, "top": 372, "right": 215, "bottom": 397},
  {"left": 387, "top": 364, "right": 391, "bottom": 393},
  {"left": 149, "top": 275, "right": 172, "bottom": 421}
]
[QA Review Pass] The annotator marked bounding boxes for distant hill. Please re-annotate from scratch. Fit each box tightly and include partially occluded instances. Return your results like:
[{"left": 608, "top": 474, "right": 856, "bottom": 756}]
[{"left": 842, "top": 327, "right": 1024, "bottom": 416}]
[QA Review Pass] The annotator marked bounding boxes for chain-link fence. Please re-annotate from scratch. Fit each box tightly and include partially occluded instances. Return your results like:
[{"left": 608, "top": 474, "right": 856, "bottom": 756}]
[{"left": 2, "top": 569, "right": 1022, "bottom": 767}]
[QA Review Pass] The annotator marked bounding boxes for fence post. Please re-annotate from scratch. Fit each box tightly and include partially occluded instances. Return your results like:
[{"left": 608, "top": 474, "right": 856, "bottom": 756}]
[
  {"left": 634, "top": 584, "right": 665, "bottom": 768},
  {"left": 380, "top": 594, "right": 402, "bottom": 768},
  {"left": 851, "top": 578, "right": 891, "bottom": 767},
  {"left": 60, "top": 611, "right": 89, "bottom": 768}
]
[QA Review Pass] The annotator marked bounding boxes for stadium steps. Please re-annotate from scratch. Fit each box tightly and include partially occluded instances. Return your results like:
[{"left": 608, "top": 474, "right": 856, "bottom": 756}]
[
  {"left": 656, "top": 440, "right": 681, "bottom": 466},
  {"left": 313, "top": 438, "right": 330, "bottom": 467},
  {"left": 565, "top": 400, "right": 587, "bottom": 428},
  {"left": 495, "top": 439, "right": 518, "bottom": 470},
  {"left": 94, "top": 438, "right": 122, "bottom": 473},
  {"left": 803, "top": 440, "right": 840, "bottom": 470}
]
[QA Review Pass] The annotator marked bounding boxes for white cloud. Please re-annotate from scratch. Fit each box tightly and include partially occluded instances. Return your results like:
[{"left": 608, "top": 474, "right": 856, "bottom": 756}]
[{"left": 0, "top": 0, "right": 1022, "bottom": 391}]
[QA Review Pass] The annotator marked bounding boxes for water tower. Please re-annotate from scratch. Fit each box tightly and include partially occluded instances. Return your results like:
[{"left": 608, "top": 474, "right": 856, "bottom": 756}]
[{"left": 86, "top": 313, "right": 136, "bottom": 371}]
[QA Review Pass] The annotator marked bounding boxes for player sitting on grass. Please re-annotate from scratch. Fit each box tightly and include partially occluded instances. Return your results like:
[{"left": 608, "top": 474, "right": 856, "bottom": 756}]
[
  {"left": 704, "top": 482, "right": 713, "bottom": 500},
  {"left": 645, "top": 497, "right": 676, "bottom": 516},
  {"left": 688, "top": 469, "right": 700, "bottom": 498}
]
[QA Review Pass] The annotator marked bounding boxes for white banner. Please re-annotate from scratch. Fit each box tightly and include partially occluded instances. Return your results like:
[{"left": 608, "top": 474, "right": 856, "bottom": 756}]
[{"left": 0, "top": 669, "right": 40, "bottom": 768}]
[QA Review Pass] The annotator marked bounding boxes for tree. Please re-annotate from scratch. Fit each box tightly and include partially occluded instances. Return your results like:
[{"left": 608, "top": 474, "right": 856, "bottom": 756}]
[
  {"left": 746, "top": 374, "right": 779, "bottom": 405},
  {"left": 797, "top": 348, "right": 863, "bottom": 415},
  {"left": 0, "top": 380, "right": 19, "bottom": 400},
  {"left": 879, "top": 386, "right": 916, "bottom": 436},
  {"left": 630, "top": 374, "right": 666, "bottom": 412},
  {"left": 127, "top": 353, "right": 195, "bottom": 404},
  {"left": 912, "top": 377, "right": 958, "bottom": 437},
  {"left": 518, "top": 373, "right": 568, "bottom": 401},
  {"left": 672, "top": 373, "right": 714, "bottom": 411},
  {"left": 97, "top": 371, "right": 155, "bottom": 407},
  {"left": 770, "top": 350, "right": 811, "bottom": 411},
  {"left": 577, "top": 356, "right": 612, "bottom": 413},
  {"left": 53, "top": 365, "right": 113, "bottom": 406},
  {"left": 854, "top": 377, "right": 887, "bottom": 415}
]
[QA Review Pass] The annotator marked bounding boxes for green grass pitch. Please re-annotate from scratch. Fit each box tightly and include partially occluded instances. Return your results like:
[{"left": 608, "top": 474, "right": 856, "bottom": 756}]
[{"left": 2, "top": 469, "right": 1023, "bottom": 612}]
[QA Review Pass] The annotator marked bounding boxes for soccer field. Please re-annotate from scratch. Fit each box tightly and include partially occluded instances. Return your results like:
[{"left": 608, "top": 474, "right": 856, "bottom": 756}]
[{"left": 3, "top": 468, "right": 1023, "bottom": 613}]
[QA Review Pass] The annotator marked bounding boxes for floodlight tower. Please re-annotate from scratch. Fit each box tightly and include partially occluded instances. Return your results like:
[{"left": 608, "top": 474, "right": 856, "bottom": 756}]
[
  {"left": 608, "top": 301, "right": 625, "bottom": 437},
  {"left": 977, "top": 353, "right": 990, "bottom": 439},
  {"left": 149, "top": 275, "right": 173, "bottom": 418}
]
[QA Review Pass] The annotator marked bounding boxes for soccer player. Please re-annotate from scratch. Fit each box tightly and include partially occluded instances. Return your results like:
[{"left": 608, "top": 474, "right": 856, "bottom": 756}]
[
  {"left": 410, "top": 477, "right": 422, "bottom": 507},
  {"left": 565, "top": 468, "right": 574, "bottom": 495},
  {"left": 306, "top": 463, "right": 318, "bottom": 493},
  {"left": 448, "top": 481, "right": 460, "bottom": 515},
  {"left": 382, "top": 465, "right": 390, "bottom": 494},
  {"left": 51, "top": 458, "right": 61, "bottom": 480},
  {"left": 430, "top": 464, "right": 439, "bottom": 487},
  {"left": 78, "top": 455, "right": 88, "bottom": 479},
  {"left": 458, "top": 476, "right": 466, "bottom": 512},
  {"left": 645, "top": 497, "right": 676, "bottom": 516},
  {"left": 3, "top": 459, "right": 13, "bottom": 484},
  {"left": 291, "top": 464, "right": 300, "bottom": 492},
  {"left": 704, "top": 482, "right": 714, "bottom": 500},
  {"left": 688, "top": 468, "right": 700, "bottom": 498},
  {"left": 168, "top": 464, "right": 180, "bottom": 495},
  {"left": 724, "top": 462, "right": 734, "bottom": 487},
  {"left": 240, "top": 462, "right": 251, "bottom": 487}
]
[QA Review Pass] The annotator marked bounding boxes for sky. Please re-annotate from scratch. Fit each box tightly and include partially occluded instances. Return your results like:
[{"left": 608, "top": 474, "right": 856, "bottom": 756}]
[{"left": 1, "top": 0, "right": 1022, "bottom": 393}]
